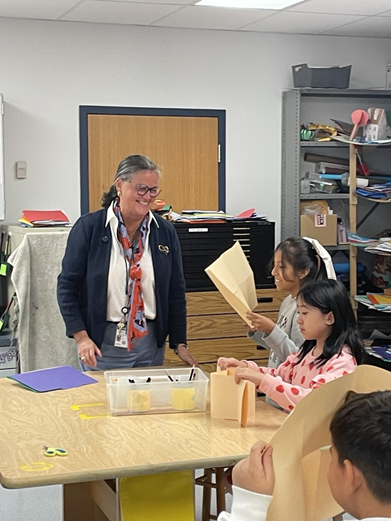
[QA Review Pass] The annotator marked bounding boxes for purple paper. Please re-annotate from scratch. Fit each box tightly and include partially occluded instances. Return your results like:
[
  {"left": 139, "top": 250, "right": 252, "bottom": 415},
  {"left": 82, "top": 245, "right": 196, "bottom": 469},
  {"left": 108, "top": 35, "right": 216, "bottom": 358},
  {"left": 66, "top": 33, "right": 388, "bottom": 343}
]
[{"left": 9, "top": 365, "right": 98, "bottom": 392}]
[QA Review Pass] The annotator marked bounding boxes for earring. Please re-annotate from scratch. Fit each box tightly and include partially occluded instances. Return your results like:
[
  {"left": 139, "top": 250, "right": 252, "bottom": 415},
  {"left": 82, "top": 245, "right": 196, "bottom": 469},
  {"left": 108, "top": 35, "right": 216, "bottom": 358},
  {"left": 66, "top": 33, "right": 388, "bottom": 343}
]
[{"left": 117, "top": 190, "right": 121, "bottom": 196}]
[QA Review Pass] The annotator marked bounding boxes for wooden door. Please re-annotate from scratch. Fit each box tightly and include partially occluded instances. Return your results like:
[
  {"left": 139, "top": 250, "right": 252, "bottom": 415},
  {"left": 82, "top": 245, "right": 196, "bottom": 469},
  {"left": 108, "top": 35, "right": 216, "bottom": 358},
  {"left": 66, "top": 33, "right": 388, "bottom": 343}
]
[{"left": 80, "top": 108, "right": 225, "bottom": 215}]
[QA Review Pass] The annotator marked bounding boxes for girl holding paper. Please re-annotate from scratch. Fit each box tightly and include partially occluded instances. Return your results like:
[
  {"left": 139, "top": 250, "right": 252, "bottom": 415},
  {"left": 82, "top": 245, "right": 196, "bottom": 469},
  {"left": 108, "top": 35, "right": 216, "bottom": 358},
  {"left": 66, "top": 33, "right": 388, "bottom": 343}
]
[
  {"left": 232, "top": 279, "right": 365, "bottom": 411},
  {"left": 218, "top": 237, "right": 335, "bottom": 401}
]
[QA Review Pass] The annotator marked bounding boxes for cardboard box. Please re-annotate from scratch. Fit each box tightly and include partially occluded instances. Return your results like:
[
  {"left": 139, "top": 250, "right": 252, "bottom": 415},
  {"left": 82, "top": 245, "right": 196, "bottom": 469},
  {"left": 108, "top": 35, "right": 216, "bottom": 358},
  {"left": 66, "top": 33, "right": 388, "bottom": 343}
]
[
  {"left": 300, "top": 214, "right": 338, "bottom": 246},
  {"left": 387, "top": 63, "right": 391, "bottom": 90},
  {"left": 365, "top": 107, "right": 387, "bottom": 141}
]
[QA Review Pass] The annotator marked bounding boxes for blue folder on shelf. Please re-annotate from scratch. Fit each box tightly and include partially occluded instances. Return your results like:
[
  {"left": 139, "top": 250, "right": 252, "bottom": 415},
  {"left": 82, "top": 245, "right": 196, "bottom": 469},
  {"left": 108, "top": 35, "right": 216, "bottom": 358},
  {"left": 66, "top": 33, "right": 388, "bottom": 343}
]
[{"left": 8, "top": 365, "right": 98, "bottom": 392}]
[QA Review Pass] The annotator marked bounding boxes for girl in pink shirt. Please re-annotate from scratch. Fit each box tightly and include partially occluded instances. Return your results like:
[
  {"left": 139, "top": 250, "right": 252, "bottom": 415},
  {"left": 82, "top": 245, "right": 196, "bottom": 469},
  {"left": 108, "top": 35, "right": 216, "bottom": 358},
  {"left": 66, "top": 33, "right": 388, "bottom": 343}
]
[{"left": 232, "top": 279, "right": 365, "bottom": 411}]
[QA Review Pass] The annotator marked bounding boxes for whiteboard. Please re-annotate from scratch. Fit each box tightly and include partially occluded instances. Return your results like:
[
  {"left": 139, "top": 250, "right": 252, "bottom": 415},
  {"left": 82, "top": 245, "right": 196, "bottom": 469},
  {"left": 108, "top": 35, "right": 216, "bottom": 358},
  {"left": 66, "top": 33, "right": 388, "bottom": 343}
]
[{"left": 0, "top": 94, "right": 4, "bottom": 220}]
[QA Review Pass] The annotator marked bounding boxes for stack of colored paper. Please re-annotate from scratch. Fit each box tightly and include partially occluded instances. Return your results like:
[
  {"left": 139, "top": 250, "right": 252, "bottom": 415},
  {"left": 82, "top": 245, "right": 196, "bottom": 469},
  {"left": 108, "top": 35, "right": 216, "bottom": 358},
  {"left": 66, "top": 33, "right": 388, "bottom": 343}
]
[
  {"left": 19, "top": 210, "right": 71, "bottom": 227},
  {"left": 367, "top": 293, "right": 391, "bottom": 306}
]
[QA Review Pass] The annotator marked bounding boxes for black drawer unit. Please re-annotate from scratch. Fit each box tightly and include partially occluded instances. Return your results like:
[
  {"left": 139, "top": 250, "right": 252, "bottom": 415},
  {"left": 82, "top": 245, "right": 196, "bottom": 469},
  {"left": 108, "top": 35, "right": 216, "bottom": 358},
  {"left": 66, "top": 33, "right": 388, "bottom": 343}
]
[{"left": 174, "top": 220, "right": 275, "bottom": 292}]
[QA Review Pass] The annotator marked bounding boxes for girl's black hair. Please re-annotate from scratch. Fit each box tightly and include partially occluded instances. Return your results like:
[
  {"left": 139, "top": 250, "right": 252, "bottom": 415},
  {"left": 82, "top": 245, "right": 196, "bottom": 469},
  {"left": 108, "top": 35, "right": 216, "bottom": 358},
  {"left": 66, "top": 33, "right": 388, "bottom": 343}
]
[
  {"left": 272, "top": 237, "right": 328, "bottom": 286},
  {"left": 295, "top": 279, "right": 365, "bottom": 367}
]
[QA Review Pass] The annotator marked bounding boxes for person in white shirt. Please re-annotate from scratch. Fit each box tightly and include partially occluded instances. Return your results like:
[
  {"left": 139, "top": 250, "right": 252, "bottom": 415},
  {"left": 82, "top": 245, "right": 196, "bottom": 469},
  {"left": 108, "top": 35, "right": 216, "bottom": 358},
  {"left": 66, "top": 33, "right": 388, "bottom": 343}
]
[
  {"left": 58, "top": 154, "right": 197, "bottom": 370},
  {"left": 218, "top": 390, "right": 391, "bottom": 521}
]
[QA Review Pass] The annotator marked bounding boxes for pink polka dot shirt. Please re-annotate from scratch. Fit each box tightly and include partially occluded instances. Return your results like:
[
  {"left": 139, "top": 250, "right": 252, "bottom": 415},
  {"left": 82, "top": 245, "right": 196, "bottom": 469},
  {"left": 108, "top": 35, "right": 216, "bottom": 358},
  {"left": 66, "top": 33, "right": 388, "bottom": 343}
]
[{"left": 246, "top": 346, "right": 357, "bottom": 411}]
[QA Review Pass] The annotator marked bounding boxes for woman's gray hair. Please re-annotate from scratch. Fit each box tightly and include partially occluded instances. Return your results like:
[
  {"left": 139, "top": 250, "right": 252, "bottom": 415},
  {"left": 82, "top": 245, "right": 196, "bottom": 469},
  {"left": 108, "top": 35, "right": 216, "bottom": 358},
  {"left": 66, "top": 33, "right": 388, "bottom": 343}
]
[{"left": 101, "top": 154, "right": 161, "bottom": 208}]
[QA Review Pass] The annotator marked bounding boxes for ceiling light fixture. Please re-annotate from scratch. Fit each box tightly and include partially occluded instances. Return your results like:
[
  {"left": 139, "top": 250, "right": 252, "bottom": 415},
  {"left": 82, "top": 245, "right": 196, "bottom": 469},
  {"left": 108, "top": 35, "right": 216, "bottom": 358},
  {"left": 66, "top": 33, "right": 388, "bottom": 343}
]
[{"left": 195, "top": 0, "right": 303, "bottom": 8}]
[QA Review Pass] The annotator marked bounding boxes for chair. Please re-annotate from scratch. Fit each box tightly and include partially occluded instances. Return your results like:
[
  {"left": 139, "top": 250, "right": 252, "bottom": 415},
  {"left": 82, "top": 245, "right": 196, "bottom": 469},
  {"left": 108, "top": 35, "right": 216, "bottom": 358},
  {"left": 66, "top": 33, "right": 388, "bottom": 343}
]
[{"left": 195, "top": 467, "right": 227, "bottom": 521}]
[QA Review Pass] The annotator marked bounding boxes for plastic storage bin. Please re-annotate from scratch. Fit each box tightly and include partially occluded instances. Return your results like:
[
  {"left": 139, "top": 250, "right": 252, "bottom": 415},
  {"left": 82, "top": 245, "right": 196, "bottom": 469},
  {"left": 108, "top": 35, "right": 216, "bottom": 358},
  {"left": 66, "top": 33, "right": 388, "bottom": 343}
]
[
  {"left": 0, "top": 329, "right": 18, "bottom": 378},
  {"left": 292, "top": 64, "right": 351, "bottom": 89},
  {"left": 104, "top": 367, "right": 209, "bottom": 416}
]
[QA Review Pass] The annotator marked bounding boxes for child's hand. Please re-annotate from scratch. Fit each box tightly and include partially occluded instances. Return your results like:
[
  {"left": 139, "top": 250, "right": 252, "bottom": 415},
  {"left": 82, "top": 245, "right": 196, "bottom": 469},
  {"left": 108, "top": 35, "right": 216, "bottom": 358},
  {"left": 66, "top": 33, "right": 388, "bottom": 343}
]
[
  {"left": 217, "top": 357, "right": 247, "bottom": 371},
  {"left": 232, "top": 441, "right": 275, "bottom": 495},
  {"left": 246, "top": 312, "right": 275, "bottom": 335},
  {"left": 234, "top": 367, "right": 265, "bottom": 387}
]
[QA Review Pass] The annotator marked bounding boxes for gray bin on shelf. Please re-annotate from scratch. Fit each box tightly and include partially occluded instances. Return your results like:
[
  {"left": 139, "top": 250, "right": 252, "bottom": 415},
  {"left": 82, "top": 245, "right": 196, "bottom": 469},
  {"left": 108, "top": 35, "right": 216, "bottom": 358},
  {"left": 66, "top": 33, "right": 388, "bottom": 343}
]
[{"left": 292, "top": 63, "right": 351, "bottom": 89}]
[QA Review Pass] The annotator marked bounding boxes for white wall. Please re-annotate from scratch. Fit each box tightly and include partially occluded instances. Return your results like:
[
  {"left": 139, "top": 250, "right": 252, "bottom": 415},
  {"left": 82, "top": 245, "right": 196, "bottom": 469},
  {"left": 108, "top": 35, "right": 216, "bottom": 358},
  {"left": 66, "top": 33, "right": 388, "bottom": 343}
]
[{"left": 0, "top": 17, "right": 390, "bottom": 239}]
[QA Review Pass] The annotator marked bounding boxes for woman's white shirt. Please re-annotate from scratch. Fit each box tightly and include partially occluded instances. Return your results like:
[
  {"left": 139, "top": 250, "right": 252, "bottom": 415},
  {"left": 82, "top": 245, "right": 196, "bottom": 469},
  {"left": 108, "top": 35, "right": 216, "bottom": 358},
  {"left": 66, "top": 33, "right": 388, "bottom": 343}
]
[{"left": 106, "top": 205, "right": 156, "bottom": 321}]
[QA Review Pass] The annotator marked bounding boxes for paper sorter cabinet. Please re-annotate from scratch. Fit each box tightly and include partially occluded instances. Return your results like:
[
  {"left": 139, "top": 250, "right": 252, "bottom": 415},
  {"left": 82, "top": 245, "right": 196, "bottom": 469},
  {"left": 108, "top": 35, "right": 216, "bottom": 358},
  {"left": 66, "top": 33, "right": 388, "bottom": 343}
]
[{"left": 174, "top": 221, "right": 275, "bottom": 291}]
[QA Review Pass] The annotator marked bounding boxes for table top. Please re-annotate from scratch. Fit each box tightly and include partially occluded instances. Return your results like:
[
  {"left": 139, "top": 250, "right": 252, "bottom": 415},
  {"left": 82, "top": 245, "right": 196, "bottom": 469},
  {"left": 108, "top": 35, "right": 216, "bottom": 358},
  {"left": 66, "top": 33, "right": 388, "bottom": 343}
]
[{"left": 0, "top": 372, "right": 286, "bottom": 489}]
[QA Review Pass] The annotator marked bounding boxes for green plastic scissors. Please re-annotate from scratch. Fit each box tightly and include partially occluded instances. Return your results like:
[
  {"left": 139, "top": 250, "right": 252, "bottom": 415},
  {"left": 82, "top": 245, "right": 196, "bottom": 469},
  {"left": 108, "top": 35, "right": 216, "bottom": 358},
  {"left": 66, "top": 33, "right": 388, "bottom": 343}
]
[{"left": 43, "top": 445, "right": 68, "bottom": 457}]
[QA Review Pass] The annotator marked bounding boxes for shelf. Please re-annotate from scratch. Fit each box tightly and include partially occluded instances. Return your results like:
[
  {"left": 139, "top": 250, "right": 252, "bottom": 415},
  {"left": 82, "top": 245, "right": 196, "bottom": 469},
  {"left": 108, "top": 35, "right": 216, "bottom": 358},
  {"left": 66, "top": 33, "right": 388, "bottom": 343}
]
[
  {"left": 357, "top": 195, "right": 391, "bottom": 204},
  {"left": 298, "top": 89, "right": 391, "bottom": 99},
  {"left": 300, "top": 194, "right": 349, "bottom": 200},
  {"left": 327, "top": 245, "right": 350, "bottom": 251},
  {"left": 300, "top": 141, "right": 348, "bottom": 147}
]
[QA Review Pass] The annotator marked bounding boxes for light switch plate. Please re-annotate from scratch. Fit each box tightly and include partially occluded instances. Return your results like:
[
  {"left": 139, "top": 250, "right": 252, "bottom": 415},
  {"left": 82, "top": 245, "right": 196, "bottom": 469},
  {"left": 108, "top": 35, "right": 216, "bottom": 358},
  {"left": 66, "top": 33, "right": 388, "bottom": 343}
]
[{"left": 16, "top": 160, "right": 27, "bottom": 179}]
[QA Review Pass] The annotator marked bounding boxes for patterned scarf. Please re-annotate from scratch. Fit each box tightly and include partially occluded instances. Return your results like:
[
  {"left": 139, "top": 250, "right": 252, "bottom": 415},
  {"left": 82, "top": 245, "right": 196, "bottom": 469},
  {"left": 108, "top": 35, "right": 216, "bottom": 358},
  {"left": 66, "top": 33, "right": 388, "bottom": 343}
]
[{"left": 114, "top": 200, "right": 149, "bottom": 350}]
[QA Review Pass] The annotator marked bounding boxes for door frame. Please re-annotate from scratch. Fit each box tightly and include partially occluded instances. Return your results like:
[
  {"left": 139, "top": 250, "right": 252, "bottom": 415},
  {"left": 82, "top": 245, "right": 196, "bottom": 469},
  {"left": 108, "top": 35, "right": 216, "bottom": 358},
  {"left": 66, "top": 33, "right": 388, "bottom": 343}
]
[{"left": 79, "top": 106, "right": 226, "bottom": 215}]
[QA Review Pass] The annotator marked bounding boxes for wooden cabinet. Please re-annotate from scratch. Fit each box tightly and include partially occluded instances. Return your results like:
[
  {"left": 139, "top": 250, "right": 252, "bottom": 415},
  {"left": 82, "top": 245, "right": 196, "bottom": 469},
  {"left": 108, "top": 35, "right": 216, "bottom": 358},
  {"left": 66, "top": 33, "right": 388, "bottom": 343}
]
[{"left": 164, "top": 288, "right": 287, "bottom": 373}]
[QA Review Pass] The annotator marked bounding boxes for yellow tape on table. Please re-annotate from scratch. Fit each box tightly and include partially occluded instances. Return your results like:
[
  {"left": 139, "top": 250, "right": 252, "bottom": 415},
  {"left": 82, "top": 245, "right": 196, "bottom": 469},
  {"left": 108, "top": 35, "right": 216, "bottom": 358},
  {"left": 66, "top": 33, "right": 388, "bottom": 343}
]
[{"left": 120, "top": 470, "right": 194, "bottom": 521}]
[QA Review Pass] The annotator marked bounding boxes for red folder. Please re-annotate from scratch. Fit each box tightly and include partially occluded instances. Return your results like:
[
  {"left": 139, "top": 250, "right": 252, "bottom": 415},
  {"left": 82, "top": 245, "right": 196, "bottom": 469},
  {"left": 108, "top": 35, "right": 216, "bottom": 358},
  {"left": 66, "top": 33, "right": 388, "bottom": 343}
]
[{"left": 21, "top": 210, "right": 70, "bottom": 226}]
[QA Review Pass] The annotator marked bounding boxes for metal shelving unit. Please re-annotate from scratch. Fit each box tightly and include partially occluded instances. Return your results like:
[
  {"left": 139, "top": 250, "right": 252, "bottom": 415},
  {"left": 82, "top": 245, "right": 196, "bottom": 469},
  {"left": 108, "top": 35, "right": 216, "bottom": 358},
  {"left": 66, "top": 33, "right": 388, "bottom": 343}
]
[
  {"left": 348, "top": 142, "right": 391, "bottom": 312},
  {"left": 281, "top": 88, "right": 391, "bottom": 241}
]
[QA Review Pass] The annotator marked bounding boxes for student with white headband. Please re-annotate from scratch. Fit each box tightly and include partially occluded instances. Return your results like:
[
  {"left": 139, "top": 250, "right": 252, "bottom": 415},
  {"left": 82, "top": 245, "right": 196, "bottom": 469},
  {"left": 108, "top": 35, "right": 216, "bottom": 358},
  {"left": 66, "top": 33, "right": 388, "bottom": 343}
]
[{"left": 218, "top": 237, "right": 336, "bottom": 407}]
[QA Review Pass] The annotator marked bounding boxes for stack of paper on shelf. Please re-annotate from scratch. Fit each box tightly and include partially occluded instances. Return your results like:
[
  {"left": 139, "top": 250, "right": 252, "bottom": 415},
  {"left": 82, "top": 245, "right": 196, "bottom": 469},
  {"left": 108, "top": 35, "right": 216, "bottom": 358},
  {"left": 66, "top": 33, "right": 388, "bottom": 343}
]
[
  {"left": 170, "top": 208, "right": 267, "bottom": 223},
  {"left": 355, "top": 295, "right": 391, "bottom": 313},
  {"left": 19, "top": 210, "right": 71, "bottom": 227},
  {"left": 365, "top": 239, "right": 391, "bottom": 255},
  {"left": 347, "top": 232, "right": 380, "bottom": 248},
  {"left": 367, "top": 293, "right": 391, "bottom": 306}
]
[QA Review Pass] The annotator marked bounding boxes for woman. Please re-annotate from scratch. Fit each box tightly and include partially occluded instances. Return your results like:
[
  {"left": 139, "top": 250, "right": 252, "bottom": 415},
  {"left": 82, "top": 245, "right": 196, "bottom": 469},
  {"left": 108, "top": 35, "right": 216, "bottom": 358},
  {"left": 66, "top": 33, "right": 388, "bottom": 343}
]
[{"left": 57, "top": 154, "right": 197, "bottom": 370}]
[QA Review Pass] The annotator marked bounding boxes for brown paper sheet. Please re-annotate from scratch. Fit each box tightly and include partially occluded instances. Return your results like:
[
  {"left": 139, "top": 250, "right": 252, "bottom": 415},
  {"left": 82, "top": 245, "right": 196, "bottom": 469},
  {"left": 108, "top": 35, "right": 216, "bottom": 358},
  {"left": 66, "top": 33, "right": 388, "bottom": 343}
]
[
  {"left": 205, "top": 242, "right": 258, "bottom": 327},
  {"left": 210, "top": 368, "right": 256, "bottom": 427},
  {"left": 267, "top": 365, "right": 391, "bottom": 521}
]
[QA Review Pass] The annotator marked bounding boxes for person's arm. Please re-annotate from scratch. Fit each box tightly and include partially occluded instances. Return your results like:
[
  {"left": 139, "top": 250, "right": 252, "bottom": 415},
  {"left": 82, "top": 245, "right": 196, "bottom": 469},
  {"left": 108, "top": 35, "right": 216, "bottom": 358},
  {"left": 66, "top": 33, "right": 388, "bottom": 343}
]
[
  {"left": 260, "top": 350, "right": 357, "bottom": 410},
  {"left": 247, "top": 298, "right": 304, "bottom": 361},
  {"left": 218, "top": 442, "right": 274, "bottom": 521},
  {"left": 260, "top": 316, "right": 304, "bottom": 362},
  {"left": 57, "top": 218, "right": 90, "bottom": 337},
  {"left": 237, "top": 354, "right": 297, "bottom": 388},
  {"left": 57, "top": 218, "right": 103, "bottom": 366},
  {"left": 166, "top": 227, "right": 197, "bottom": 366},
  {"left": 73, "top": 330, "right": 102, "bottom": 367},
  {"left": 217, "top": 487, "right": 272, "bottom": 521}
]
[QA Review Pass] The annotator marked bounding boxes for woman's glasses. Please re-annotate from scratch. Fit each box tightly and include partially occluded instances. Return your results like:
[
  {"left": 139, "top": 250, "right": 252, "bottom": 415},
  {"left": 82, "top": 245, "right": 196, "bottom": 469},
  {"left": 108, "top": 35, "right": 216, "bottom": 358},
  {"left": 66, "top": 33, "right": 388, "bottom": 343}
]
[{"left": 133, "top": 184, "right": 161, "bottom": 198}]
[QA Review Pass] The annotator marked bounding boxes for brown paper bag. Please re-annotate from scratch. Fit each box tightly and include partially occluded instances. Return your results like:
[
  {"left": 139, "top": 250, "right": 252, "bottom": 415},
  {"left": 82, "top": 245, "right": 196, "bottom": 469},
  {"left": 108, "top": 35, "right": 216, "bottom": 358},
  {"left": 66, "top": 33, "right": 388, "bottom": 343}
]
[{"left": 210, "top": 368, "right": 255, "bottom": 426}]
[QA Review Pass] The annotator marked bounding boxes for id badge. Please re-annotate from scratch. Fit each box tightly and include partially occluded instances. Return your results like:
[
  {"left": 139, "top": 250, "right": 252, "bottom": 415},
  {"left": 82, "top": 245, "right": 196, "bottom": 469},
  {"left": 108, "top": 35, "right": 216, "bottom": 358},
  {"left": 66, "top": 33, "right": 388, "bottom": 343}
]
[{"left": 114, "top": 323, "right": 128, "bottom": 348}]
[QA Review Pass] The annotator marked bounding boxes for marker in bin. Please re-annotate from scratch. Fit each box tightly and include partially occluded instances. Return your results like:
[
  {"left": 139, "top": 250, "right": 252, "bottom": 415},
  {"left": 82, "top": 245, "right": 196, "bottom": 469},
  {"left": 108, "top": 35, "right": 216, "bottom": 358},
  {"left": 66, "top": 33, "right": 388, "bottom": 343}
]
[
  {"left": 165, "top": 371, "right": 178, "bottom": 382},
  {"left": 189, "top": 365, "right": 196, "bottom": 381},
  {"left": 128, "top": 377, "right": 151, "bottom": 383}
]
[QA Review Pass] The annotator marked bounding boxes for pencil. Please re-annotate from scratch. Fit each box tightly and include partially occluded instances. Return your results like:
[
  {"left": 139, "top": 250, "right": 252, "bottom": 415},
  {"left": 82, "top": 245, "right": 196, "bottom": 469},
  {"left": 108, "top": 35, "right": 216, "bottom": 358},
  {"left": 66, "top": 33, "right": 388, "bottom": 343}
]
[{"left": 165, "top": 371, "right": 174, "bottom": 382}]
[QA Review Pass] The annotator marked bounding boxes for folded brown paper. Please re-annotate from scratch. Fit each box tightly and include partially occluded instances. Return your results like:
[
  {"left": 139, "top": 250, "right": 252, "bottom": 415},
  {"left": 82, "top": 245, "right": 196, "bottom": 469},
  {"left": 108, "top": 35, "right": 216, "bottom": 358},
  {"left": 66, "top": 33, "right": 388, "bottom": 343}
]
[
  {"left": 267, "top": 365, "right": 391, "bottom": 521},
  {"left": 210, "top": 368, "right": 255, "bottom": 427},
  {"left": 205, "top": 241, "right": 258, "bottom": 327}
]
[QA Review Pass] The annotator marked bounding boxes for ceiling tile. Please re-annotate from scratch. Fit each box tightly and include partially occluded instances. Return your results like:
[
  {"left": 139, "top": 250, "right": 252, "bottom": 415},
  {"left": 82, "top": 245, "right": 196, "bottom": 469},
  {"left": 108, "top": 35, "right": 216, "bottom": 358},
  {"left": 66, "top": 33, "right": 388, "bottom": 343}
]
[
  {"left": 152, "top": 5, "right": 275, "bottom": 30},
  {"left": 289, "top": 0, "right": 391, "bottom": 16},
  {"left": 324, "top": 16, "right": 391, "bottom": 38},
  {"left": 61, "top": 0, "right": 180, "bottom": 24},
  {"left": 240, "top": 11, "right": 363, "bottom": 34},
  {"left": 0, "top": 0, "right": 81, "bottom": 19},
  {"left": 104, "top": 0, "right": 193, "bottom": 4}
]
